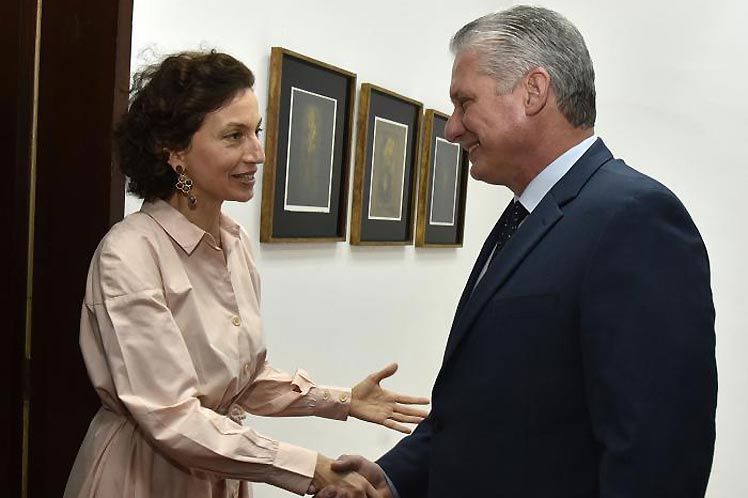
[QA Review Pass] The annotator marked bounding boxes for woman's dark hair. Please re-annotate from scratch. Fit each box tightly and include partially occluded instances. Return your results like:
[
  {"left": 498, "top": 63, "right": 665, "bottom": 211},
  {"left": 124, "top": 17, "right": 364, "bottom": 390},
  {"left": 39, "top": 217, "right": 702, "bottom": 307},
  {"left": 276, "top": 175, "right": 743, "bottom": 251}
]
[{"left": 115, "top": 50, "right": 255, "bottom": 200}]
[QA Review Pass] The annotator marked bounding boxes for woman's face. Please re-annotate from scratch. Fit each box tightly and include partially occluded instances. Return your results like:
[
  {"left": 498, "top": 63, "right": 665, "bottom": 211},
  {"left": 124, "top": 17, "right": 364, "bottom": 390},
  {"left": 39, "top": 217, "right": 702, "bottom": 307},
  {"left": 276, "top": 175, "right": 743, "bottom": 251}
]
[{"left": 170, "top": 89, "right": 264, "bottom": 205}]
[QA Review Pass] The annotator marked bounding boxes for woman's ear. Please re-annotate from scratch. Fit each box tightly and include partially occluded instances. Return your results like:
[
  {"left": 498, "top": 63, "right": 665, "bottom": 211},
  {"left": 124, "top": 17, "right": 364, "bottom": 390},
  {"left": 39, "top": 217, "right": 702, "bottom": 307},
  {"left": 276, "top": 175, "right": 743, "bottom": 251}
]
[{"left": 166, "top": 149, "right": 183, "bottom": 171}]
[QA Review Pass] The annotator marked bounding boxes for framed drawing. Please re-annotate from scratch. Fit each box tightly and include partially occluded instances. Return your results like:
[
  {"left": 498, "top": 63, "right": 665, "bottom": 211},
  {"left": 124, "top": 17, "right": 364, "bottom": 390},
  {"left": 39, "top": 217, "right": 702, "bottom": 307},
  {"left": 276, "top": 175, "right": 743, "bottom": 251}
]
[
  {"left": 350, "top": 84, "right": 423, "bottom": 245},
  {"left": 260, "top": 47, "right": 356, "bottom": 242},
  {"left": 415, "top": 109, "right": 469, "bottom": 247}
]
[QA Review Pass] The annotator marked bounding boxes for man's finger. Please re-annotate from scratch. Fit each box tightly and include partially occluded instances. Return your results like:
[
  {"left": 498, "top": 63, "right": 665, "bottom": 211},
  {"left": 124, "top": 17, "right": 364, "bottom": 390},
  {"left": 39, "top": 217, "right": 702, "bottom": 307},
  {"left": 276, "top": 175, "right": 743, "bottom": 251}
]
[
  {"left": 363, "top": 477, "right": 383, "bottom": 498},
  {"left": 330, "top": 455, "right": 361, "bottom": 472}
]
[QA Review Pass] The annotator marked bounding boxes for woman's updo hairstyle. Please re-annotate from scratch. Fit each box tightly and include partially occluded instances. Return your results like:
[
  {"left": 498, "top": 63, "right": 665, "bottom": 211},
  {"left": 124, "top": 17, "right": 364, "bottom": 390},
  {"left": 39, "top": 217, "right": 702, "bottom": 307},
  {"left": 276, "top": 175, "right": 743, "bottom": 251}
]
[{"left": 115, "top": 50, "right": 255, "bottom": 200}]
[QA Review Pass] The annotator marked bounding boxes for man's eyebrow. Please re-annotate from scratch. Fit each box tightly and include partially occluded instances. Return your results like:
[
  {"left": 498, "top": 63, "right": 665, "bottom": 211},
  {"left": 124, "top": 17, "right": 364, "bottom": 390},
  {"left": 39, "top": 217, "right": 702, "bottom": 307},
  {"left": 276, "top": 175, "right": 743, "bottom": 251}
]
[{"left": 450, "top": 91, "right": 468, "bottom": 102}]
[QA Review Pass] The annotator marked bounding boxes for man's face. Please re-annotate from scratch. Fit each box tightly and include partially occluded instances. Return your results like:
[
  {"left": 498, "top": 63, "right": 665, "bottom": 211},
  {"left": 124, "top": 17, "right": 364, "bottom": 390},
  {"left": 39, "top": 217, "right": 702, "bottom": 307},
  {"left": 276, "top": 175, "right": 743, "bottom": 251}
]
[{"left": 445, "top": 50, "right": 530, "bottom": 187}]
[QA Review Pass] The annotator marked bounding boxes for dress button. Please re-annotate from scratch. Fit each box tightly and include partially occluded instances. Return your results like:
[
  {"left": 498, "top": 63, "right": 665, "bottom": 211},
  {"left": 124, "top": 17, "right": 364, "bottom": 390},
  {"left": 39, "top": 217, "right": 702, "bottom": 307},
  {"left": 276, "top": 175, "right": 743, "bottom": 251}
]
[
  {"left": 322, "top": 391, "right": 330, "bottom": 400},
  {"left": 339, "top": 393, "right": 349, "bottom": 402},
  {"left": 243, "top": 363, "right": 251, "bottom": 375},
  {"left": 231, "top": 316, "right": 241, "bottom": 327},
  {"left": 228, "top": 404, "right": 246, "bottom": 423}
]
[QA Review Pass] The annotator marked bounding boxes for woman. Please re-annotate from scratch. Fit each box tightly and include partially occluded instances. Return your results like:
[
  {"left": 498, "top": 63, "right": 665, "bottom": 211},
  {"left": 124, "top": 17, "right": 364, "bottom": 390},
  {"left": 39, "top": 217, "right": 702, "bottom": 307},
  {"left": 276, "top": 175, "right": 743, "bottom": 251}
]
[{"left": 64, "top": 51, "right": 428, "bottom": 498}]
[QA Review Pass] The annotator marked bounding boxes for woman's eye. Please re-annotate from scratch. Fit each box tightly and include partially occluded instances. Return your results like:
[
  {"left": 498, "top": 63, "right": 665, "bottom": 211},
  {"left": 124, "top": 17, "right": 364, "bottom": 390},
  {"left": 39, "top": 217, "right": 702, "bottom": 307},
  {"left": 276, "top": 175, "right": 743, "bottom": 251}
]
[
  {"left": 226, "top": 132, "right": 242, "bottom": 140},
  {"left": 254, "top": 126, "right": 263, "bottom": 137}
]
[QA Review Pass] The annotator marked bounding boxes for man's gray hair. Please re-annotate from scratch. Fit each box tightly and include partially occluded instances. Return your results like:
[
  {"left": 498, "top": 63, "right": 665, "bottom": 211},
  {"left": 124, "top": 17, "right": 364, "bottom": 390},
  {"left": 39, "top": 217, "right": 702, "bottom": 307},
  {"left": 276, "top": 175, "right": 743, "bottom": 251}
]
[{"left": 450, "top": 5, "right": 596, "bottom": 128}]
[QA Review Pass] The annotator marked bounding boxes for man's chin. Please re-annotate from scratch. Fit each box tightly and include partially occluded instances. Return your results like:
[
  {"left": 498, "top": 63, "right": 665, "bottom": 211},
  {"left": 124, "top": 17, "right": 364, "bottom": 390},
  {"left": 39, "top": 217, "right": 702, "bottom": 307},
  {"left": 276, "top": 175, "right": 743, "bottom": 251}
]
[{"left": 469, "top": 164, "right": 487, "bottom": 182}]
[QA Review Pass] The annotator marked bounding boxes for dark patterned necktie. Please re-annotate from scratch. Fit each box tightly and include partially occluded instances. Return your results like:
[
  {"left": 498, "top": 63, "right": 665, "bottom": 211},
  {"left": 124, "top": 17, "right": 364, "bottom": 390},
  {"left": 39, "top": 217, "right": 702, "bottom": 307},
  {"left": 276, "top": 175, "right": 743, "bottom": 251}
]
[
  {"left": 466, "top": 200, "right": 529, "bottom": 299},
  {"left": 493, "top": 199, "right": 529, "bottom": 254}
]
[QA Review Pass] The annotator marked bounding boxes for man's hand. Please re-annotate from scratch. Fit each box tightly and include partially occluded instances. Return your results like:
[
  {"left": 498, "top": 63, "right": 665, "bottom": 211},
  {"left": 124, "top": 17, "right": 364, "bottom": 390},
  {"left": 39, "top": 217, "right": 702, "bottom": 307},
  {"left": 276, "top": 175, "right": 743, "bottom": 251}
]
[
  {"left": 351, "top": 363, "right": 430, "bottom": 434},
  {"left": 314, "top": 455, "right": 392, "bottom": 498},
  {"left": 308, "top": 454, "right": 382, "bottom": 498}
]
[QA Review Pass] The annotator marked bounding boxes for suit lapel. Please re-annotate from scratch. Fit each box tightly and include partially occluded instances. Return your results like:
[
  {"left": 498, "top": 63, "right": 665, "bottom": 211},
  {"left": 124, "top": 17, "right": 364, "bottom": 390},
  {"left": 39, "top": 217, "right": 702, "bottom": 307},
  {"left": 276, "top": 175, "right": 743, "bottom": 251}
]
[
  {"left": 441, "top": 138, "right": 615, "bottom": 365},
  {"left": 454, "top": 205, "right": 513, "bottom": 317},
  {"left": 443, "top": 201, "right": 562, "bottom": 361}
]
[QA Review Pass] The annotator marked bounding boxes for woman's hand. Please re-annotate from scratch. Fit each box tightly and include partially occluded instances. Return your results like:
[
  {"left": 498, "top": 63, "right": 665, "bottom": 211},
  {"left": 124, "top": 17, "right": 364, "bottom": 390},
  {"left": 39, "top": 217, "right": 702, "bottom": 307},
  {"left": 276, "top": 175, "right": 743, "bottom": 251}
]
[{"left": 350, "top": 363, "right": 430, "bottom": 434}]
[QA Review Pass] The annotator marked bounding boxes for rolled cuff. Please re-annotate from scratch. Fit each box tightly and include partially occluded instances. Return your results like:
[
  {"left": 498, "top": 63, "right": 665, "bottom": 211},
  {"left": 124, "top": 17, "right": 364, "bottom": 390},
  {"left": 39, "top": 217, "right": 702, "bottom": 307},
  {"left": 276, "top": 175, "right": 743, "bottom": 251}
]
[{"left": 265, "top": 441, "right": 317, "bottom": 495}]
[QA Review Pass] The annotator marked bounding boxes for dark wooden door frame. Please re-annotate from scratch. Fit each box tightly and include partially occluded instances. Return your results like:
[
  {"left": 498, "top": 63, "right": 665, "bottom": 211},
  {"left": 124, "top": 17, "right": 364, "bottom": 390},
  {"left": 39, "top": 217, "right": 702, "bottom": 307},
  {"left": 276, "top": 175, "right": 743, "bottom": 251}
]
[
  {"left": 1, "top": 0, "right": 37, "bottom": 494},
  {"left": 3, "top": 0, "right": 133, "bottom": 496}
]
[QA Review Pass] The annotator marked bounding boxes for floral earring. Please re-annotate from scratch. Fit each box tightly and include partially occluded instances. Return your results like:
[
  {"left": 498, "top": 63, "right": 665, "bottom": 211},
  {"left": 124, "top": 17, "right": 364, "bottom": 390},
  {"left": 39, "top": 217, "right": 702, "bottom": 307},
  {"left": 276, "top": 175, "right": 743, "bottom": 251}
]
[{"left": 175, "top": 165, "right": 197, "bottom": 207}]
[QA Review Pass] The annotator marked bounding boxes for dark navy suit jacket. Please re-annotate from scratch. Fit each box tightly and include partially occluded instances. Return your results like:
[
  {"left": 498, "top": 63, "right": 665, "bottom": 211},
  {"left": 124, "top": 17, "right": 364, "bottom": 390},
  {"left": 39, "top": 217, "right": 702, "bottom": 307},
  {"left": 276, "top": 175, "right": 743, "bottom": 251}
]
[{"left": 378, "top": 139, "right": 717, "bottom": 498}]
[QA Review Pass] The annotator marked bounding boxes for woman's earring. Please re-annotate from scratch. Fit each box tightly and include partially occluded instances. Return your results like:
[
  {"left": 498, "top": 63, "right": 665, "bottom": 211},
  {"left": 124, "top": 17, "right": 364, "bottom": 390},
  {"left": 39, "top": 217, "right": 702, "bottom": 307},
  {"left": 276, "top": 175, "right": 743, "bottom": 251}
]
[{"left": 175, "top": 165, "right": 197, "bottom": 207}]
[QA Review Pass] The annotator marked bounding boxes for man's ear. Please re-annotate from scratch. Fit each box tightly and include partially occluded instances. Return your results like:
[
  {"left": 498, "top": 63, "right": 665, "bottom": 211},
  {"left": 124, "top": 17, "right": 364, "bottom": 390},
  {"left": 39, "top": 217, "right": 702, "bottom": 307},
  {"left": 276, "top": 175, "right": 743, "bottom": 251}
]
[{"left": 524, "top": 67, "right": 551, "bottom": 116}]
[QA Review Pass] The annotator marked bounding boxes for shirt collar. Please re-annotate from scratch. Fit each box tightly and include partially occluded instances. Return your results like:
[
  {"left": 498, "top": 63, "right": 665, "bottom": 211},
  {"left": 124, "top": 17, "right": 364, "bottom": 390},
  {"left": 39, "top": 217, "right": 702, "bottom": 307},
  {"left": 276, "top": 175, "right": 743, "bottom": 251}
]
[
  {"left": 140, "top": 199, "right": 242, "bottom": 255},
  {"left": 517, "top": 135, "right": 598, "bottom": 212}
]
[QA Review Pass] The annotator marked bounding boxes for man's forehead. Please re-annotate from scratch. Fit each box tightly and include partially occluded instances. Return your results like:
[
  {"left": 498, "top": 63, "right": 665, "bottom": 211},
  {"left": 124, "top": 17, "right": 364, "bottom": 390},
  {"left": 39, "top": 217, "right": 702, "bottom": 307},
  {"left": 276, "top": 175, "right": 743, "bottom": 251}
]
[{"left": 449, "top": 51, "right": 482, "bottom": 100}]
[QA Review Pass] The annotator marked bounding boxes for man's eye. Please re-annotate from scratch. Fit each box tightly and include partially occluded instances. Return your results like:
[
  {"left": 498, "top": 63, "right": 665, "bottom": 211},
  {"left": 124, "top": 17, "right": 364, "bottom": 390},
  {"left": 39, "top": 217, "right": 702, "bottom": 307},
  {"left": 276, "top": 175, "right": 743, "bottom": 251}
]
[{"left": 226, "top": 132, "right": 242, "bottom": 140}]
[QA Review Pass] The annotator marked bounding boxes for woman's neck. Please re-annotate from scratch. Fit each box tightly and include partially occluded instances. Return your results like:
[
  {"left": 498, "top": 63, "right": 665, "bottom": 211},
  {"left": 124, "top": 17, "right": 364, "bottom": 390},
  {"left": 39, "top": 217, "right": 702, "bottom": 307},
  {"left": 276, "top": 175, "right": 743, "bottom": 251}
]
[{"left": 167, "top": 193, "right": 222, "bottom": 245}]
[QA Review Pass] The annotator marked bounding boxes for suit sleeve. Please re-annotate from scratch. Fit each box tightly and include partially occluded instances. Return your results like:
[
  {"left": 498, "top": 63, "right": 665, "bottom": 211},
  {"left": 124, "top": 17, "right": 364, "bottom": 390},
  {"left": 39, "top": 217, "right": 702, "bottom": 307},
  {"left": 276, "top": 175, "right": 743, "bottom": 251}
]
[
  {"left": 376, "top": 414, "right": 433, "bottom": 498},
  {"left": 579, "top": 186, "right": 717, "bottom": 497}
]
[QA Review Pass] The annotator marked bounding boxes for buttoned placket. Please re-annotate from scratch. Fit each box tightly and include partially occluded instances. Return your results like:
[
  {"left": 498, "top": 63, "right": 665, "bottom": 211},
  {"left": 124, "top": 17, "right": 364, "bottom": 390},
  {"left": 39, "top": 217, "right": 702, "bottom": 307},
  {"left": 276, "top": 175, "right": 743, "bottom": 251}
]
[{"left": 204, "top": 234, "right": 255, "bottom": 406}]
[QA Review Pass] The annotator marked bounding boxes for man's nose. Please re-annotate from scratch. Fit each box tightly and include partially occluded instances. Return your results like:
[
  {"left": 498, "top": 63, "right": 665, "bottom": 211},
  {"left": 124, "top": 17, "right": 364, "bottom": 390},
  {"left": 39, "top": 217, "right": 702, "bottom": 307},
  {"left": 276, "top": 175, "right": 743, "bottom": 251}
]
[{"left": 444, "top": 112, "right": 463, "bottom": 142}]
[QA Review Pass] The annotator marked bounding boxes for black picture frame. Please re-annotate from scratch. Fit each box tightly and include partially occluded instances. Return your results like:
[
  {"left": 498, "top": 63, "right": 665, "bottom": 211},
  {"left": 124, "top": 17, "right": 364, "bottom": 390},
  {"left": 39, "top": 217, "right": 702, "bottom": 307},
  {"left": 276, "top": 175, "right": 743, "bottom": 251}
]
[
  {"left": 350, "top": 83, "right": 423, "bottom": 245},
  {"left": 415, "top": 109, "right": 469, "bottom": 247},
  {"left": 260, "top": 47, "right": 356, "bottom": 242}
]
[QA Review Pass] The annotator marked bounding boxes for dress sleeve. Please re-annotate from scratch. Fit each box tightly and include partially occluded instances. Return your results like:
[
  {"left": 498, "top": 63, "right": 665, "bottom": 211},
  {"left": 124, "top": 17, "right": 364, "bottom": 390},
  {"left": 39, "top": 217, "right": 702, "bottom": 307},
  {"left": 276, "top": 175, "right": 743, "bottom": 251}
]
[
  {"left": 237, "top": 361, "right": 351, "bottom": 420},
  {"left": 87, "top": 233, "right": 317, "bottom": 495}
]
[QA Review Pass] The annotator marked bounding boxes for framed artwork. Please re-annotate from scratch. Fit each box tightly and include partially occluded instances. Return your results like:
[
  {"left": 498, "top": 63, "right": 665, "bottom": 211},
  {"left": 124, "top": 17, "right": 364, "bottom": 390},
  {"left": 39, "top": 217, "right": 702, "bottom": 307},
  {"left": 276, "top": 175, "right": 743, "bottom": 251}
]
[
  {"left": 415, "top": 109, "right": 469, "bottom": 247},
  {"left": 350, "top": 84, "right": 423, "bottom": 245},
  {"left": 260, "top": 47, "right": 356, "bottom": 242}
]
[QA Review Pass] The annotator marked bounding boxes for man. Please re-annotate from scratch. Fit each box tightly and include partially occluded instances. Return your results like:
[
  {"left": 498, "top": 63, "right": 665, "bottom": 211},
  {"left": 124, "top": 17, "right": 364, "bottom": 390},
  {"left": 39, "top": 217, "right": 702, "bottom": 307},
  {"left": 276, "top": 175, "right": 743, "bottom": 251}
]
[{"left": 320, "top": 5, "right": 717, "bottom": 498}]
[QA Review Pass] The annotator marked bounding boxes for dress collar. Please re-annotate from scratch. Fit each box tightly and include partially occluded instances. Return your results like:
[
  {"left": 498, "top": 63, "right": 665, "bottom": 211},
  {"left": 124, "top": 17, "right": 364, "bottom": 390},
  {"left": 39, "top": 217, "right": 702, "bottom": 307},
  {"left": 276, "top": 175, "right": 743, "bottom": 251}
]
[{"left": 140, "top": 199, "right": 242, "bottom": 255}]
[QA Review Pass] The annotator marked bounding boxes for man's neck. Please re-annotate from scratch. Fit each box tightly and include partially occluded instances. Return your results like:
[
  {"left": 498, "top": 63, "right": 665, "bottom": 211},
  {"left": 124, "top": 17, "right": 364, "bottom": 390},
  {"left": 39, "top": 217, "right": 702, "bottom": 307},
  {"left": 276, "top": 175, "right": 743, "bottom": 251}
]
[{"left": 511, "top": 126, "right": 595, "bottom": 195}]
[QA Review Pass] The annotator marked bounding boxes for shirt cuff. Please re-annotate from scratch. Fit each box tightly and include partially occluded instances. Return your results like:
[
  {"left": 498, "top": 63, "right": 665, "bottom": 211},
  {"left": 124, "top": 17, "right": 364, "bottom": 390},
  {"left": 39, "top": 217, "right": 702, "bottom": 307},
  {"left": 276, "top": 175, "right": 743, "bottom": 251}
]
[
  {"left": 309, "top": 385, "right": 351, "bottom": 420},
  {"left": 384, "top": 470, "right": 401, "bottom": 498},
  {"left": 265, "top": 441, "right": 317, "bottom": 495}
]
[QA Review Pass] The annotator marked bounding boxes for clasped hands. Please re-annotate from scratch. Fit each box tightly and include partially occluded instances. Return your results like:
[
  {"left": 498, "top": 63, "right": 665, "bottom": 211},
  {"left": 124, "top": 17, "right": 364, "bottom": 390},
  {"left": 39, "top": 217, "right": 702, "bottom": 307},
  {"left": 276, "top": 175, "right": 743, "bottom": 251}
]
[
  {"left": 309, "top": 454, "right": 390, "bottom": 498},
  {"left": 307, "top": 363, "right": 428, "bottom": 498}
]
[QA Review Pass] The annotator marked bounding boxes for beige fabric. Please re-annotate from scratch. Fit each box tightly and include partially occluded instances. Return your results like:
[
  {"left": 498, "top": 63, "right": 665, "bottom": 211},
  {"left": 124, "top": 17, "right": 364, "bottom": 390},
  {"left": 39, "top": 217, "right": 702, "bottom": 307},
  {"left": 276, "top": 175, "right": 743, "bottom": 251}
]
[{"left": 64, "top": 199, "right": 351, "bottom": 498}]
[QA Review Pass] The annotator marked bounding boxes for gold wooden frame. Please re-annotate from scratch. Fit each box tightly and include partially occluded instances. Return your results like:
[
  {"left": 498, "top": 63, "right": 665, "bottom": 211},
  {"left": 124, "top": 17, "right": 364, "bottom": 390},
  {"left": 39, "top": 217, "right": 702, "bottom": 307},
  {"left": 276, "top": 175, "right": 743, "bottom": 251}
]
[
  {"left": 260, "top": 47, "right": 356, "bottom": 243},
  {"left": 415, "top": 109, "right": 469, "bottom": 248},
  {"left": 350, "top": 83, "right": 423, "bottom": 245}
]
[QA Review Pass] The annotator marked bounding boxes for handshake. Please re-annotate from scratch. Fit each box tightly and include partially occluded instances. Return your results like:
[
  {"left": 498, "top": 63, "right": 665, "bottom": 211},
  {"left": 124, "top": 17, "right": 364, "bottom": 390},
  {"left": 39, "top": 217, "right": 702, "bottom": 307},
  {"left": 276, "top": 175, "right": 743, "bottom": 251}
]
[
  {"left": 301, "top": 362, "right": 428, "bottom": 497},
  {"left": 308, "top": 454, "right": 391, "bottom": 498}
]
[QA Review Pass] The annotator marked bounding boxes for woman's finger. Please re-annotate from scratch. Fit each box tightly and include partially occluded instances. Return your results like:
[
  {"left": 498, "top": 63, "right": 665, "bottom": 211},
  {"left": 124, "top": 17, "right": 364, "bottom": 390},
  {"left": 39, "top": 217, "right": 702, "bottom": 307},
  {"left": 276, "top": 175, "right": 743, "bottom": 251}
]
[
  {"left": 393, "top": 394, "right": 430, "bottom": 405},
  {"left": 388, "top": 413, "right": 424, "bottom": 424},
  {"left": 368, "top": 363, "right": 398, "bottom": 383},
  {"left": 393, "top": 405, "right": 430, "bottom": 417},
  {"left": 383, "top": 419, "right": 412, "bottom": 434}
]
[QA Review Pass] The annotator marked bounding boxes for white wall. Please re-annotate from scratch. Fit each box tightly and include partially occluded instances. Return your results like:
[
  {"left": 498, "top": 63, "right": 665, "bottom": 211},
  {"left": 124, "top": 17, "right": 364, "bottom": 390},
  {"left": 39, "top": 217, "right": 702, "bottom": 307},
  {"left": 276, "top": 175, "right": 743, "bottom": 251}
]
[{"left": 128, "top": 1, "right": 748, "bottom": 496}]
